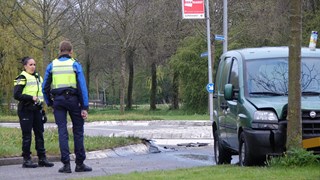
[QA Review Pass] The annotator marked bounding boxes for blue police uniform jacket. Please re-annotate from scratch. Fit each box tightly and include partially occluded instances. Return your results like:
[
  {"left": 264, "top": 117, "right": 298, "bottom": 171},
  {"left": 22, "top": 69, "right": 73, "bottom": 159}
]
[{"left": 42, "top": 54, "right": 89, "bottom": 110}]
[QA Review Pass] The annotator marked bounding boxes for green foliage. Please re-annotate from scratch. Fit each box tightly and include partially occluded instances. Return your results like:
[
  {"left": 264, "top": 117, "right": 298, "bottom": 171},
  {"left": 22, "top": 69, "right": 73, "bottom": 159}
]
[
  {"left": 145, "top": 65, "right": 172, "bottom": 104},
  {"left": 0, "top": 1, "right": 43, "bottom": 114},
  {"left": 267, "top": 148, "right": 320, "bottom": 167},
  {"left": 302, "top": 10, "right": 320, "bottom": 47},
  {"left": 170, "top": 36, "right": 208, "bottom": 114}
]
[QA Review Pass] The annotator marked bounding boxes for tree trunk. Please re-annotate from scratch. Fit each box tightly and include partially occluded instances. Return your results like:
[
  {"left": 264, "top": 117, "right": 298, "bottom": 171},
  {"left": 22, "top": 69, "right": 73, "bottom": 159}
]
[
  {"left": 171, "top": 71, "right": 179, "bottom": 110},
  {"left": 120, "top": 48, "right": 126, "bottom": 114},
  {"left": 111, "top": 73, "right": 116, "bottom": 106},
  {"left": 95, "top": 76, "right": 99, "bottom": 100},
  {"left": 150, "top": 61, "right": 157, "bottom": 110},
  {"left": 42, "top": 24, "right": 50, "bottom": 73},
  {"left": 126, "top": 46, "right": 135, "bottom": 110},
  {"left": 85, "top": 57, "right": 90, "bottom": 97},
  {"left": 287, "top": 0, "right": 302, "bottom": 150},
  {"left": 42, "top": 43, "right": 50, "bottom": 73},
  {"left": 84, "top": 37, "right": 91, "bottom": 96}
]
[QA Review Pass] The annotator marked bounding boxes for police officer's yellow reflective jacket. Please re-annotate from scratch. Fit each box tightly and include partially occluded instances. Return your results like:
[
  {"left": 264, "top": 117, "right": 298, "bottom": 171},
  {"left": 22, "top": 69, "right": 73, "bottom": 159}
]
[
  {"left": 14, "top": 71, "right": 43, "bottom": 103},
  {"left": 51, "top": 58, "right": 77, "bottom": 89},
  {"left": 43, "top": 55, "right": 89, "bottom": 110}
]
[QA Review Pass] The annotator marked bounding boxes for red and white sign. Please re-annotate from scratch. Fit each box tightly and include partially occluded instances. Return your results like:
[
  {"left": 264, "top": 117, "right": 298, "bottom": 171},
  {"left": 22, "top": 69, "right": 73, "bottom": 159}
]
[{"left": 182, "top": 0, "right": 205, "bottom": 19}]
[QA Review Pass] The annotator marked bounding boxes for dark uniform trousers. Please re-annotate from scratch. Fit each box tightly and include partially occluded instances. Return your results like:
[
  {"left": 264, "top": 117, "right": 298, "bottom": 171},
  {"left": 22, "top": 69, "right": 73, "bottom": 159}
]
[
  {"left": 18, "top": 108, "right": 45, "bottom": 158},
  {"left": 53, "top": 94, "right": 86, "bottom": 165}
]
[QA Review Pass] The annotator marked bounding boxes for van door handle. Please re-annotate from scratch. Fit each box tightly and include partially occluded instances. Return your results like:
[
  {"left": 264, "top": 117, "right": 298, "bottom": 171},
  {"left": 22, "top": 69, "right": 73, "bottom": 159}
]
[{"left": 220, "top": 103, "right": 228, "bottom": 109}]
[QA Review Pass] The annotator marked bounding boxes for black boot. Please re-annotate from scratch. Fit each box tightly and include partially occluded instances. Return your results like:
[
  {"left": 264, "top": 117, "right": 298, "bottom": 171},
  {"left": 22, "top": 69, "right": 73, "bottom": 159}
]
[
  {"left": 75, "top": 163, "right": 92, "bottom": 172},
  {"left": 22, "top": 157, "right": 38, "bottom": 168},
  {"left": 38, "top": 156, "right": 54, "bottom": 167},
  {"left": 58, "top": 162, "right": 71, "bottom": 173}
]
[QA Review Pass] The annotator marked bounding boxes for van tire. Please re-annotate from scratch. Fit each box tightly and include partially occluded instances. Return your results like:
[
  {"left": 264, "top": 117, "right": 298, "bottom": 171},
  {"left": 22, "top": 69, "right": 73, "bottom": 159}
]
[
  {"left": 239, "top": 132, "right": 254, "bottom": 166},
  {"left": 213, "top": 130, "right": 232, "bottom": 164}
]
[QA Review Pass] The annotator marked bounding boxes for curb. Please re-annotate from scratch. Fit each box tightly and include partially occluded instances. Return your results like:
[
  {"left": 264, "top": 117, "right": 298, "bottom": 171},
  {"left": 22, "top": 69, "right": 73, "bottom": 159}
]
[
  {"left": 82, "top": 143, "right": 149, "bottom": 159},
  {"left": 0, "top": 143, "right": 149, "bottom": 167},
  {"left": 86, "top": 120, "right": 212, "bottom": 127},
  {"left": 0, "top": 155, "right": 60, "bottom": 166},
  {"left": 0, "top": 120, "right": 213, "bottom": 128}
]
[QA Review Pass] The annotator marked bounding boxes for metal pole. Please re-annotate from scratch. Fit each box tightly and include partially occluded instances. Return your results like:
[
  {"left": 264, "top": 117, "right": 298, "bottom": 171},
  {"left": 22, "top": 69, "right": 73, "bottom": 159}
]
[
  {"left": 223, "top": 0, "right": 228, "bottom": 53},
  {"left": 206, "top": 0, "right": 214, "bottom": 122}
]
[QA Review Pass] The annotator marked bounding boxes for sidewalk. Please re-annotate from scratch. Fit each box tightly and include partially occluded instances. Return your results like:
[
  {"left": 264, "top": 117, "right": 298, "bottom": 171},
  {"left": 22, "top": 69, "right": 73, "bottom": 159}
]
[{"left": 0, "top": 120, "right": 213, "bottom": 166}]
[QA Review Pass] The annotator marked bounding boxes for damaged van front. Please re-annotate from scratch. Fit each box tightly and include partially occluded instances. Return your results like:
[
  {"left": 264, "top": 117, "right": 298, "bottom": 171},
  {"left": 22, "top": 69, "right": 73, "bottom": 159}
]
[{"left": 212, "top": 47, "right": 320, "bottom": 166}]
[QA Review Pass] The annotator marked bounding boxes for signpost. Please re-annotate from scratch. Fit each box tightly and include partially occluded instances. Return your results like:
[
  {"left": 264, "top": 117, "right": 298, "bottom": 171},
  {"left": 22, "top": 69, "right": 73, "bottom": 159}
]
[
  {"left": 182, "top": 0, "right": 205, "bottom": 19},
  {"left": 182, "top": 0, "right": 213, "bottom": 122},
  {"left": 204, "top": 0, "right": 214, "bottom": 122}
]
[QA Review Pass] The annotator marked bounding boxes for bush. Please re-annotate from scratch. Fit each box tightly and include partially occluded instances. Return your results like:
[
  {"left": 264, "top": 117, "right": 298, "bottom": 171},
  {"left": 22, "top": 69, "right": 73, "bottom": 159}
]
[
  {"left": 267, "top": 148, "right": 320, "bottom": 167},
  {"left": 170, "top": 36, "right": 208, "bottom": 114}
]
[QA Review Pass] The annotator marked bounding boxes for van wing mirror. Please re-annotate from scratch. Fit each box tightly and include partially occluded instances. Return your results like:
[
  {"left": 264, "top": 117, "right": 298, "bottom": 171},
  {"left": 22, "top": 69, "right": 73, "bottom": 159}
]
[{"left": 224, "top": 84, "right": 234, "bottom": 100}]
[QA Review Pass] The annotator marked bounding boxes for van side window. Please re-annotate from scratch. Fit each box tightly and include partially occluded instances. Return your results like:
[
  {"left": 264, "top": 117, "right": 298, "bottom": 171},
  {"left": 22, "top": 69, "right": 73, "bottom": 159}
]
[
  {"left": 219, "top": 57, "right": 232, "bottom": 94},
  {"left": 229, "top": 59, "right": 239, "bottom": 90}
]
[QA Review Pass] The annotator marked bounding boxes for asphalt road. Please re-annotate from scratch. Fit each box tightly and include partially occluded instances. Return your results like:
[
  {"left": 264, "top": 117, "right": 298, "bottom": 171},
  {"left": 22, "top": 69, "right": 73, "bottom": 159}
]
[
  {"left": 0, "top": 120, "right": 239, "bottom": 179},
  {"left": 0, "top": 144, "right": 239, "bottom": 180}
]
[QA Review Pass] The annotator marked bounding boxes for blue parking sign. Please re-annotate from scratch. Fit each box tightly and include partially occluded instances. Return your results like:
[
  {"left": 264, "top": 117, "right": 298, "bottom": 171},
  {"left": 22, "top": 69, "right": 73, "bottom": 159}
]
[{"left": 206, "top": 83, "right": 214, "bottom": 93}]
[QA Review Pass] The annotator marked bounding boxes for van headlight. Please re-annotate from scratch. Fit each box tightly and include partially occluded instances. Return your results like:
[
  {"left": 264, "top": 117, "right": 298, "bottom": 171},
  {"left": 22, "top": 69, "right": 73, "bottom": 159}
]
[
  {"left": 252, "top": 111, "right": 278, "bottom": 129},
  {"left": 254, "top": 111, "right": 278, "bottom": 121}
]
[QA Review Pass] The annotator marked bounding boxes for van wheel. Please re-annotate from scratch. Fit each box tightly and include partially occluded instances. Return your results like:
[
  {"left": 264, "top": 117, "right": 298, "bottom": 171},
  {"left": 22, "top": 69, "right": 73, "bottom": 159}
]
[
  {"left": 239, "top": 132, "right": 254, "bottom": 166},
  {"left": 213, "top": 130, "right": 231, "bottom": 164}
]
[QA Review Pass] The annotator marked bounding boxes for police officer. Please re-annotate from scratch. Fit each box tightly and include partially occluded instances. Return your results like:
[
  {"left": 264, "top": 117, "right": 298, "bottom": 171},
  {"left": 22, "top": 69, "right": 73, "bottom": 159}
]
[
  {"left": 42, "top": 40, "right": 92, "bottom": 173},
  {"left": 13, "top": 56, "right": 54, "bottom": 168}
]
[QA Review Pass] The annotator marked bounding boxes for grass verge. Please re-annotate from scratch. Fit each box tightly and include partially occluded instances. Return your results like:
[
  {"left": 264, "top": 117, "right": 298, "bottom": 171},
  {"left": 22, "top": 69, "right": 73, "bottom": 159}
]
[
  {"left": 0, "top": 127, "right": 141, "bottom": 158},
  {"left": 79, "top": 165, "right": 320, "bottom": 180},
  {"left": 0, "top": 104, "right": 209, "bottom": 123}
]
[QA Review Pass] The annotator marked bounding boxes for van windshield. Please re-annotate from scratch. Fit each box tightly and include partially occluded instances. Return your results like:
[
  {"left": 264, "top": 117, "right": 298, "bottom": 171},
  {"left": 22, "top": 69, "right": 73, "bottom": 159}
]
[{"left": 245, "top": 58, "right": 320, "bottom": 96}]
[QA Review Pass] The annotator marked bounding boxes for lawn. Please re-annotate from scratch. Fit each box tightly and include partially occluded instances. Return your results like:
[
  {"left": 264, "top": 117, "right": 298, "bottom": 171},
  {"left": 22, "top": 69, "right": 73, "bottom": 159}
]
[
  {"left": 0, "top": 127, "right": 141, "bottom": 158},
  {"left": 0, "top": 104, "right": 210, "bottom": 123},
  {"left": 79, "top": 165, "right": 320, "bottom": 180},
  {"left": 0, "top": 104, "right": 207, "bottom": 157}
]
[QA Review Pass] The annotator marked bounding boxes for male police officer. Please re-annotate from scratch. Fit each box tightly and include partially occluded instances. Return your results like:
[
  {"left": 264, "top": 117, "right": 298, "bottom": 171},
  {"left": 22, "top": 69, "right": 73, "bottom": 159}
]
[{"left": 42, "top": 40, "right": 92, "bottom": 173}]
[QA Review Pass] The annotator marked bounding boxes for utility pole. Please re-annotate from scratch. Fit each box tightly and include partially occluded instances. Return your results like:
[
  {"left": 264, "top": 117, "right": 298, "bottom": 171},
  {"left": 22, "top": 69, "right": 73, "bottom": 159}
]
[
  {"left": 205, "top": 0, "right": 214, "bottom": 122},
  {"left": 223, "top": 0, "right": 228, "bottom": 53}
]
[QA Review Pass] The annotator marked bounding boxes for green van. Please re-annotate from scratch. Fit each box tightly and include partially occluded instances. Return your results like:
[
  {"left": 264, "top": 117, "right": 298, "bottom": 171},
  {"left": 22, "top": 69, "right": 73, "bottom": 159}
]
[{"left": 212, "top": 47, "right": 320, "bottom": 166}]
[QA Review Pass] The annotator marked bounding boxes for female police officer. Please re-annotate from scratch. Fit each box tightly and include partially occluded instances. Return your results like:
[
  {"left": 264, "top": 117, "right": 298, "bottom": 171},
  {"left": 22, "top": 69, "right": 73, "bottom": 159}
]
[{"left": 13, "top": 57, "right": 54, "bottom": 168}]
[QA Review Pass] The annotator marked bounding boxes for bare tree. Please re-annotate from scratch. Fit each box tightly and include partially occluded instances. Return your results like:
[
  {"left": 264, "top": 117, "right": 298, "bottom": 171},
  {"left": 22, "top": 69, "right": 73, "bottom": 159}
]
[
  {"left": 228, "top": 0, "right": 290, "bottom": 47},
  {"left": 0, "top": 0, "right": 70, "bottom": 72},
  {"left": 139, "top": 0, "right": 194, "bottom": 110},
  {"left": 98, "top": 0, "right": 142, "bottom": 114},
  {"left": 64, "top": 0, "right": 100, "bottom": 95}
]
